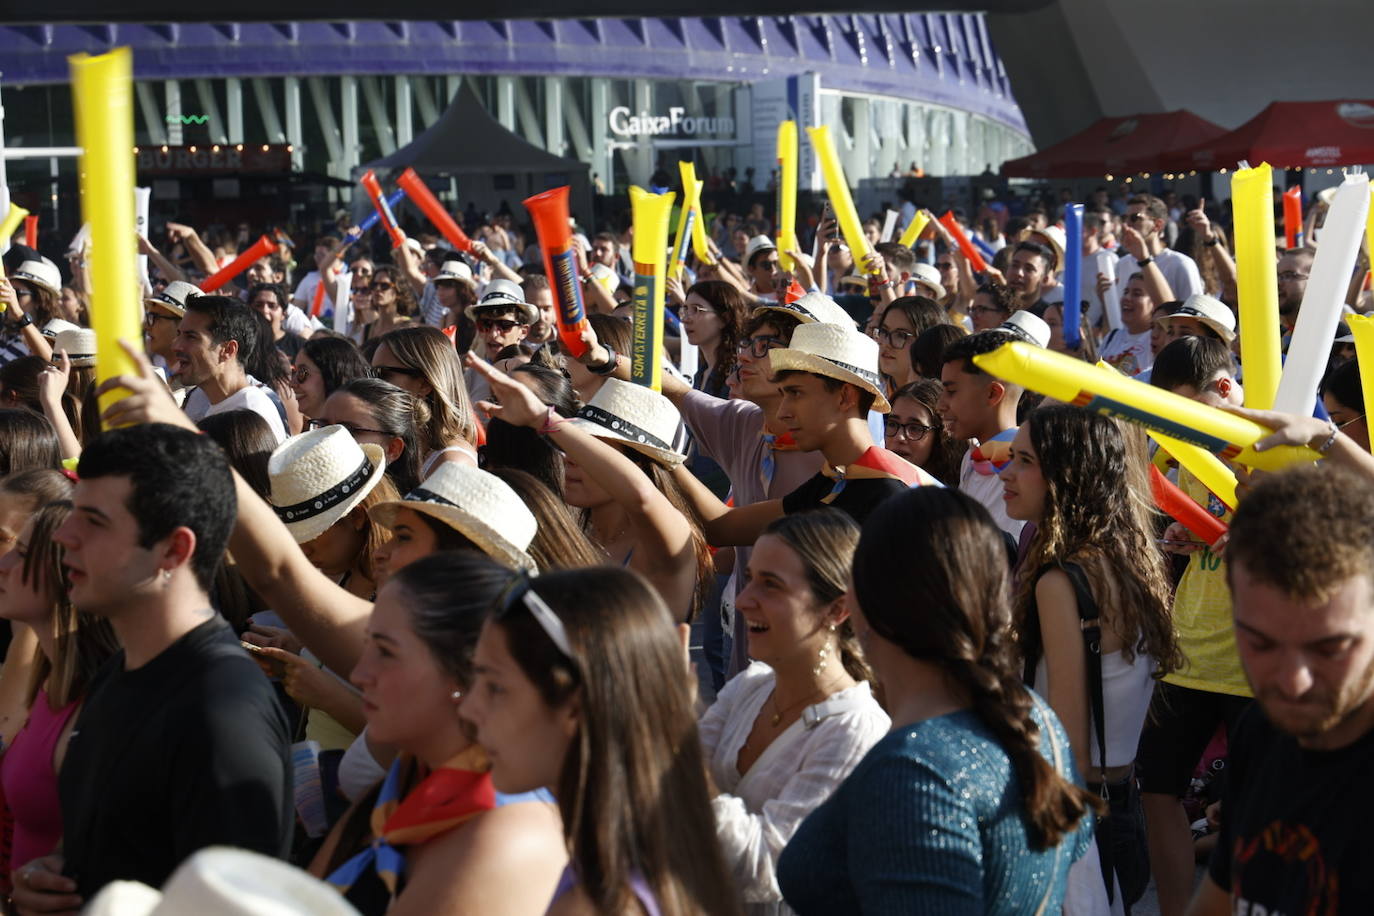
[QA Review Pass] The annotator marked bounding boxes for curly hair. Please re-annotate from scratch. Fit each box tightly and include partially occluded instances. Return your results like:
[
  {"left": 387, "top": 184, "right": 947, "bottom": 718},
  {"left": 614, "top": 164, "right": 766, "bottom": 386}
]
[
  {"left": 890, "top": 379, "right": 966, "bottom": 486},
  {"left": 372, "top": 265, "right": 419, "bottom": 318},
  {"left": 1014, "top": 406, "right": 1181, "bottom": 673},
  {"left": 684, "top": 280, "right": 750, "bottom": 389}
]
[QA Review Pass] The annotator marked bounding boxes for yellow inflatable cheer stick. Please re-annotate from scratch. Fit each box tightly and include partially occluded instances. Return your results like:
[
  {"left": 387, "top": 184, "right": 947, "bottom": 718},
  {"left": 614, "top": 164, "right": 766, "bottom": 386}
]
[
  {"left": 670, "top": 161, "right": 704, "bottom": 282},
  {"left": 70, "top": 47, "right": 142, "bottom": 418},
  {"left": 1147, "top": 431, "right": 1239, "bottom": 511},
  {"left": 776, "top": 120, "right": 798, "bottom": 273},
  {"left": 898, "top": 209, "right": 931, "bottom": 250},
  {"left": 974, "top": 341, "right": 1318, "bottom": 471},
  {"left": 629, "top": 186, "right": 675, "bottom": 392},
  {"left": 806, "top": 126, "right": 876, "bottom": 275},
  {"left": 0, "top": 203, "right": 30, "bottom": 253},
  {"left": 1346, "top": 313, "right": 1374, "bottom": 454},
  {"left": 1232, "top": 163, "right": 1282, "bottom": 409}
]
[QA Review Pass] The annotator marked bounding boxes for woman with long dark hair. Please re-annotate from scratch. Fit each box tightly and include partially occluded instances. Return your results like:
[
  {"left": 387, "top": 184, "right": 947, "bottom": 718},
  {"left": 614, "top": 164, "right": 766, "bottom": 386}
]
[
  {"left": 462, "top": 566, "right": 741, "bottom": 916},
  {"left": 1000, "top": 406, "right": 1180, "bottom": 911},
  {"left": 292, "top": 336, "right": 375, "bottom": 423},
  {"left": 359, "top": 265, "right": 416, "bottom": 343},
  {"left": 886, "top": 379, "right": 965, "bottom": 486},
  {"left": 778, "top": 486, "right": 1096, "bottom": 912},
  {"left": 680, "top": 280, "right": 750, "bottom": 398},
  {"left": 871, "top": 295, "right": 947, "bottom": 396},
  {"left": 316, "top": 378, "right": 426, "bottom": 496}
]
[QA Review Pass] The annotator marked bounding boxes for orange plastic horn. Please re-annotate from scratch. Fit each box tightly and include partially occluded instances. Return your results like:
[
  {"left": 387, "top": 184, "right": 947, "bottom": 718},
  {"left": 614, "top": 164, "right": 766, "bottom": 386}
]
[
  {"left": 360, "top": 170, "right": 406, "bottom": 250},
  {"left": 524, "top": 186, "right": 589, "bottom": 358},
  {"left": 397, "top": 168, "right": 473, "bottom": 253}
]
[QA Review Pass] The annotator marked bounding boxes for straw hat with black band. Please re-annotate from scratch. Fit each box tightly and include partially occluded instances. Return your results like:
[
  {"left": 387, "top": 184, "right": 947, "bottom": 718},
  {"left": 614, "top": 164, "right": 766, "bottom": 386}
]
[
  {"left": 754, "top": 290, "right": 856, "bottom": 329},
  {"left": 768, "top": 321, "right": 892, "bottom": 413},
  {"left": 144, "top": 280, "right": 203, "bottom": 318},
  {"left": 1167, "top": 293, "right": 1237, "bottom": 344},
  {"left": 11, "top": 259, "right": 61, "bottom": 298},
  {"left": 53, "top": 327, "right": 98, "bottom": 367},
  {"left": 567, "top": 377, "right": 687, "bottom": 467},
  {"left": 465, "top": 278, "right": 539, "bottom": 325},
  {"left": 268, "top": 426, "right": 388, "bottom": 545},
  {"left": 370, "top": 462, "right": 537, "bottom": 572}
]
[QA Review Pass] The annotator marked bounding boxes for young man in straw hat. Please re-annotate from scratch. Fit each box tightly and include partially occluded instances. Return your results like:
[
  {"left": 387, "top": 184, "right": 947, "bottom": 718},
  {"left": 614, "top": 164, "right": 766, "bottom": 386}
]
[
  {"left": 13, "top": 425, "right": 291, "bottom": 912},
  {"left": 684, "top": 321, "right": 940, "bottom": 547}
]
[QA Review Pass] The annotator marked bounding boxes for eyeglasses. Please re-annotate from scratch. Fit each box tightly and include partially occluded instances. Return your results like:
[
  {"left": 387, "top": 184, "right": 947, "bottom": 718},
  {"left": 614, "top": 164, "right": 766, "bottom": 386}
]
[
  {"left": 737, "top": 334, "right": 786, "bottom": 358},
  {"left": 306, "top": 418, "right": 391, "bottom": 437},
  {"left": 936, "top": 262, "right": 955, "bottom": 271},
  {"left": 1126, "top": 212, "right": 1152, "bottom": 224},
  {"left": 756, "top": 259, "right": 781, "bottom": 272},
  {"left": 292, "top": 365, "right": 312, "bottom": 384},
  {"left": 883, "top": 418, "right": 937, "bottom": 441},
  {"left": 872, "top": 326, "right": 915, "bottom": 348},
  {"left": 374, "top": 364, "right": 425, "bottom": 382},
  {"left": 1277, "top": 271, "right": 1309, "bottom": 282},
  {"left": 680, "top": 304, "right": 717, "bottom": 317},
  {"left": 143, "top": 311, "right": 179, "bottom": 327},
  {"left": 970, "top": 305, "right": 1009, "bottom": 317},
  {"left": 477, "top": 318, "right": 522, "bottom": 333},
  {"left": 370, "top": 282, "right": 395, "bottom": 292},
  {"left": 351, "top": 286, "right": 371, "bottom": 295},
  {"left": 1338, "top": 413, "right": 1366, "bottom": 430}
]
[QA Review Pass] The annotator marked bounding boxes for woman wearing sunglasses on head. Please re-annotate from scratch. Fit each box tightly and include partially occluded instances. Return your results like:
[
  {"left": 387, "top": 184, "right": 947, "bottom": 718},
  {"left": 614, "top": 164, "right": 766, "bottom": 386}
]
[{"left": 462, "top": 567, "right": 741, "bottom": 916}]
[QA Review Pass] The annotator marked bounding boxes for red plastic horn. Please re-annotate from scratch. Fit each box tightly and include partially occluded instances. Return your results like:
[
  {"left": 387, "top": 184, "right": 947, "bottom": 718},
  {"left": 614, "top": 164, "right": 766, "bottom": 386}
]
[
  {"left": 199, "top": 234, "right": 275, "bottom": 292},
  {"left": 524, "top": 186, "right": 589, "bottom": 358},
  {"left": 1149, "top": 465, "right": 1227, "bottom": 547},
  {"left": 397, "top": 168, "right": 472, "bottom": 253}
]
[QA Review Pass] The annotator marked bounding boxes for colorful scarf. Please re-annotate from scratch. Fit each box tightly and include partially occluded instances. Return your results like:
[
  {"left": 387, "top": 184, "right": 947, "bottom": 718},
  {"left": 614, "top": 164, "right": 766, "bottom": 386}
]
[
  {"left": 327, "top": 746, "right": 497, "bottom": 898},
  {"left": 969, "top": 428, "right": 1018, "bottom": 476},
  {"left": 759, "top": 431, "right": 800, "bottom": 492},
  {"left": 823, "top": 446, "right": 940, "bottom": 500}
]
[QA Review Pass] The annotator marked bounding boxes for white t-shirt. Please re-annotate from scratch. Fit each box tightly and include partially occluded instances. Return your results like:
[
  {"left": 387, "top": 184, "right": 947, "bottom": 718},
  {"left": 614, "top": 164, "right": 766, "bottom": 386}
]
[
  {"left": 958, "top": 447, "right": 1023, "bottom": 539},
  {"left": 292, "top": 271, "right": 335, "bottom": 319},
  {"left": 201, "top": 384, "right": 288, "bottom": 444},
  {"left": 1099, "top": 327, "right": 1154, "bottom": 377},
  {"left": 1114, "top": 249, "right": 1202, "bottom": 303}
]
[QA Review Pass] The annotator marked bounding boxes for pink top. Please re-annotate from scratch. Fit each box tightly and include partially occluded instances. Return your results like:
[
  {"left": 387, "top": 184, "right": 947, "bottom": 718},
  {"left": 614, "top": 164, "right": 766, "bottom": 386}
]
[{"left": 0, "top": 690, "right": 78, "bottom": 872}]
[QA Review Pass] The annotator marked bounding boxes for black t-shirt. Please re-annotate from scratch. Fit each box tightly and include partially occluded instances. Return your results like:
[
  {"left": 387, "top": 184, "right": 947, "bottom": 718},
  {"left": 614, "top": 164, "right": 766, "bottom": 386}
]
[
  {"left": 781, "top": 473, "right": 907, "bottom": 525},
  {"left": 1209, "top": 704, "right": 1374, "bottom": 913},
  {"left": 59, "top": 616, "right": 293, "bottom": 899}
]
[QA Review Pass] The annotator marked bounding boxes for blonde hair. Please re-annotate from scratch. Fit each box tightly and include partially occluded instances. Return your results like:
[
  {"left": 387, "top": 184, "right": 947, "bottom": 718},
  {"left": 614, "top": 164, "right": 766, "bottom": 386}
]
[{"left": 376, "top": 325, "right": 476, "bottom": 450}]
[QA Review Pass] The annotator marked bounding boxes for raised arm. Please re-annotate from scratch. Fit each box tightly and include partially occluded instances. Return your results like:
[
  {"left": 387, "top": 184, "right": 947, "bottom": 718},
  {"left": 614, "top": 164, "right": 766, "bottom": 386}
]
[
  {"left": 37, "top": 352, "right": 83, "bottom": 461},
  {"left": 137, "top": 233, "right": 186, "bottom": 285},
  {"left": 166, "top": 222, "right": 220, "bottom": 277}
]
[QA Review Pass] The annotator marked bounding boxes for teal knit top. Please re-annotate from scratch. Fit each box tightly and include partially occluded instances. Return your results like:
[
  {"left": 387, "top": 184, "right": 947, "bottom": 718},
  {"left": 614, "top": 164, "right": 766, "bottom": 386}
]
[{"left": 777, "top": 704, "right": 1092, "bottom": 914}]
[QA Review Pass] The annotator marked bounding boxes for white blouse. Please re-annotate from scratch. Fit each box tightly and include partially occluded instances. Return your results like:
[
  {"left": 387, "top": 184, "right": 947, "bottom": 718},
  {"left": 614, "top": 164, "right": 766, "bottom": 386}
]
[{"left": 699, "top": 662, "right": 890, "bottom": 914}]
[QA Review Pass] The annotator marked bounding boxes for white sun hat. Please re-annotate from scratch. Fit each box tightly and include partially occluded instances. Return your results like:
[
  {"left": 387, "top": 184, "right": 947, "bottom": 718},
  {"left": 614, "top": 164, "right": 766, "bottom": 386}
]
[
  {"left": 268, "top": 425, "right": 388, "bottom": 544},
  {"left": 83, "top": 846, "right": 362, "bottom": 916},
  {"left": 11, "top": 259, "right": 61, "bottom": 297},
  {"left": 568, "top": 376, "right": 687, "bottom": 467},
  {"left": 370, "top": 462, "right": 537, "bottom": 572},
  {"left": 1168, "top": 293, "right": 1237, "bottom": 344},
  {"left": 144, "top": 280, "right": 204, "bottom": 318},
  {"left": 754, "top": 290, "right": 856, "bottom": 328},
  {"left": 768, "top": 321, "right": 892, "bottom": 413},
  {"left": 999, "top": 310, "right": 1051, "bottom": 349},
  {"left": 1028, "top": 225, "right": 1066, "bottom": 271},
  {"left": 910, "top": 262, "right": 947, "bottom": 300},
  {"left": 743, "top": 234, "right": 778, "bottom": 267},
  {"left": 435, "top": 260, "right": 476, "bottom": 289},
  {"left": 465, "top": 277, "right": 538, "bottom": 325},
  {"left": 53, "top": 327, "right": 97, "bottom": 367}
]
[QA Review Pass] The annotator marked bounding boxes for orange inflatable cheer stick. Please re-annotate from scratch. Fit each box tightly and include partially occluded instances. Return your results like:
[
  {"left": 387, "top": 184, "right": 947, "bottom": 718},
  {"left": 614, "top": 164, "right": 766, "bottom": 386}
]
[
  {"left": 524, "top": 186, "right": 590, "bottom": 359},
  {"left": 397, "top": 168, "right": 473, "bottom": 253},
  {"left": 1283, "top": 186, "right": 1303, "bottom": 248},
  {"left": 199, "top": 234, "right": 275, "bottom": 293},
  {"left": 23, "top": 215, "right": 37, "bottom": 249},
  {"left": 938, "top": 211, "right": 988, "bottom": 273},
  {"left": 361, "top": 170, "right": 406, "bottom": 250},
  {"left": 1150, "top": 465, "right": 1227, "bottom": 547}
]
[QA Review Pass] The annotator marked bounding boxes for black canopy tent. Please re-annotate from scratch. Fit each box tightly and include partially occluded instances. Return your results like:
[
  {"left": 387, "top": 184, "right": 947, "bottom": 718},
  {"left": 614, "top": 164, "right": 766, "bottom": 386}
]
[{"left": 361, "top": 83, "right": 593, "bottom": 232}]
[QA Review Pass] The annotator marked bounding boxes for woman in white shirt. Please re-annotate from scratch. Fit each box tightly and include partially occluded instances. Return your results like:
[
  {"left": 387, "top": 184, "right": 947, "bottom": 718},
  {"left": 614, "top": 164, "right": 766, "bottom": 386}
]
[{"left": 698, "top": 509, "right": 889, "bottom": 914}]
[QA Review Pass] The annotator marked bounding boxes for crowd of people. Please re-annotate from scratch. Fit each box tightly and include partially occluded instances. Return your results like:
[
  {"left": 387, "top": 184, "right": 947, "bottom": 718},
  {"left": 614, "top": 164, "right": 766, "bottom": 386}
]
[{"left": 0, "top": 160, "right": 1367, "bottom": 916}]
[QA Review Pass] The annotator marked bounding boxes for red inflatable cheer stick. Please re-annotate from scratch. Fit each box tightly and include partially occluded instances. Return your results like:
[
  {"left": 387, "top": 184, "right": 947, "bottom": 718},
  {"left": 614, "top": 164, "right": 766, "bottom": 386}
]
[
  {"left": 396, "top": 168, "right": 473, "bottom": 253},
  {"left": 939, "top": 210, "right": 988, "bottom": 273},
  {"left": 200, "top": 234, "right": 276, "bottom": 292},
  {"left": 361, "top": 170, "right": 406, "bottom": 250},
  {"left": 1149, "top": 465, "right": 1227, "bottom": 547},
  {"left": 23, "top": 215, "right": 37, "bottom": 249},
  {"left": 524, "top": 186, "right": 589, "bottom": 358},
  {"left": 1282, "top": 186, "right": 1303, "bottom": 248}
]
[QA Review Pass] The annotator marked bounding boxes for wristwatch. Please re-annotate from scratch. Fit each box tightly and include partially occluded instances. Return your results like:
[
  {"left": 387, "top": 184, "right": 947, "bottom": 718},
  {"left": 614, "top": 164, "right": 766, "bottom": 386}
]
[
  {"left": 589, "top": 346, "right": 619, "bottom": 376},
  {"left": 13, "top": 314, "right": 32, "bottom": 329},
  {"left": 1136, "top": 256, "right": 1154, "bottom": 266}
]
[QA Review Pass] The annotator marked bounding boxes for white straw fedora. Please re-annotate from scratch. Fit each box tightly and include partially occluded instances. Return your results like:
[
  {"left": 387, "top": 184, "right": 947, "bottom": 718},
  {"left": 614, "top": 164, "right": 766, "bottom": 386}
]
[
  {"left": 84, "top": 846, "right": 362, "bottom": 916},
  {"left": 466, "top": 277, "right": 539, "bottom": 325},
  {"left": 754, "top": 290, "right": 855, "bottom": 328},
  {"left": 1168, "top": 293, "right": 1237, "bottom": 344},
  {"left": 53, "top": 327, "right": 97, "bottom": 367},
  {"left": 144, "top": 280, "right": 203, "bottom": 318},
  {"left": 768, "top": 321, "right": 892, "bottom": 413},
  {"left": 11, "top": 259, "right": 61, "bottom": 297},
  {"left": 568, "top": 377, "right": 686, "bottom": 466},
  {"left": 435, "top": 260, "right": 476, "bottom": 289},
  {"left": 370, "top": 462, "right": 537, "bottom": 571},
  {"left": 910, "top": 262, "right": 947, "bottom": 300},
  {"left": 1000, "top": 310, "right": 1051, "bottom": 349},
  {"left": 268, "top": 426, "right": 387, "bottom": 544}
]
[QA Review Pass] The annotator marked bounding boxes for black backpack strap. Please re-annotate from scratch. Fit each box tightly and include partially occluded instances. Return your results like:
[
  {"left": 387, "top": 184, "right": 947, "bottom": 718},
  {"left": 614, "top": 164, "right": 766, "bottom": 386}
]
[{"left": 1060, "top": 560, "right": 1117, "bottom": 906}]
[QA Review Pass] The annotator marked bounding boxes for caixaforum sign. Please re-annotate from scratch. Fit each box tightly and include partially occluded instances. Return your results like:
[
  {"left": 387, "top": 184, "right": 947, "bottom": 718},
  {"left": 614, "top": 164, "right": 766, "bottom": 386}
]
[{"left": 609, "top": 106, "right": 734, "bottom": 138}]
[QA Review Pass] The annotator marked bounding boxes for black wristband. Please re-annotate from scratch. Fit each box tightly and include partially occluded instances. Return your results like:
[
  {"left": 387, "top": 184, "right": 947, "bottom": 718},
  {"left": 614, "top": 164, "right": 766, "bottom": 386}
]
[
  {"left": 1136, "top": 256, "right": 1154, "bottom": 266},
  {"left": 590, "top": 346, "right": 619, "bottom": 376},
  {"left": 13, "top": 314, "right": 32, "bottom": 329}
]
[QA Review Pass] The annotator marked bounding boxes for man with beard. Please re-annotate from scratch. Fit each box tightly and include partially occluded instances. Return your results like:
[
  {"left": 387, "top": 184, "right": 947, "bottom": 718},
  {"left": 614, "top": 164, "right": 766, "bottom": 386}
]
[
  {"left": 520, "top": 273, "right": 557, "bottom": 349},
  {"left": 1187, "top": 465, "right": 1374, "bottom": 916},
  {"left": 1276, "top": 246, "right": 1314, "bottom": 335},
  {"left": 172, "top": 295, "right": 287, "bottom": 443}
]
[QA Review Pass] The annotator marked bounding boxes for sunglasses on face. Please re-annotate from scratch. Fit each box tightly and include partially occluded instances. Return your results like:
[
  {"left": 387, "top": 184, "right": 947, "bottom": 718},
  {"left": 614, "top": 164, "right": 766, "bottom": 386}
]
[
  {"left": 374, "top": 364, "right": 425, "bottom": 382},
  {"left": 292, "top": 365, "right": 312, "bottom": 384},
  {"left": 370, "top": 282, "right": 395, "bottom": 293},
  {"left": 306, "top": 418, "right": 391, "bottom": 437},
  {"left": 477, "top": 318, "right": 521, "bottom": 333}
]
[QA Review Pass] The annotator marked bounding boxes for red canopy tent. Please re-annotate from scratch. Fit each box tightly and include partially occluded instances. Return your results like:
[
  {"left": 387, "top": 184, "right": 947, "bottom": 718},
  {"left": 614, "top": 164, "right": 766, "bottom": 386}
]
[
  {"left": 1159, "top": 100, "right": 1374, "bottom": 171},
  {"left": 1001, "top": 110, "right": 1227, "bottom": 179}
]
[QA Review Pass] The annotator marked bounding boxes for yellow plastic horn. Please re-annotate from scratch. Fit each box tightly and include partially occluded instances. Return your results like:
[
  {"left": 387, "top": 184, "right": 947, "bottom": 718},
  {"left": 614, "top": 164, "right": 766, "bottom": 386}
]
[
  {"left": 70, "top": 47, "right": 142, "bottom": 419},
  {"left": 806, "top": 125, "right": 876, "bottom": 275},
  {"left": 670, "top": 161, "right": 703, "bottom": 281},
  {"left": 0, "top": 203, "right": 31, "bottom": 256},
  {"left": 1232, "top": 163, "right": 1282, "bottom": 409},
  {"left": 1147, "top": 431, "right": 1239, "bottom": 511},
  {"left": 974, "top": 341, "right": 1317, "bottom": 471},
  {"left": 898, "top": 209, "right": 931, "bottom": 250},
  {"left": 776, "top": 120, "right": 798, "bottom": 273},
  {"left": 629, "top": 186, "right": 676, "bottom": 392},
  {"left": 1347, "top": 313, "right": 1374, "bottom": 454}
]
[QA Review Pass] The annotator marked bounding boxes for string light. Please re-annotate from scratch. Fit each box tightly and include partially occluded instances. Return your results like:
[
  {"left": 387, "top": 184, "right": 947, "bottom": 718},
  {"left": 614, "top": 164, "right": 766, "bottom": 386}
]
[
  {"left": 261, "top": 144, "right": 270, "bottom": 152},
  {"left": 189, "top": 145, "right": 197, "bottom": 153},
  {"left": 1104, "top": 174, "right": 1114, "bottom": 182},
  {"left": 235, "top": 144, "right": 244, "bottom": 151}
]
